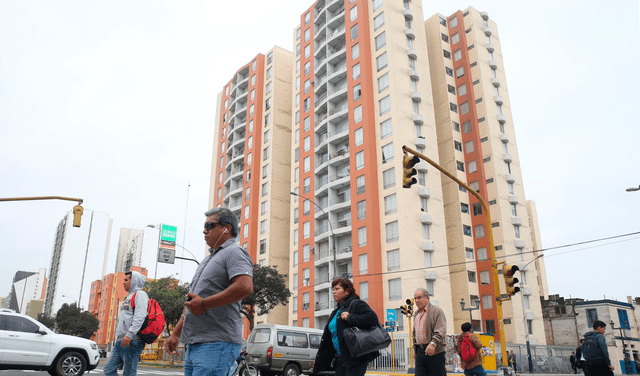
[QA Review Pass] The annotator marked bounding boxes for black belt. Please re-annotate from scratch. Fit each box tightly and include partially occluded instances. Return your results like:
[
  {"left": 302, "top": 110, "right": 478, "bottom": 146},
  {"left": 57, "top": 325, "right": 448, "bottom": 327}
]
[{"left": 414, "top": 344, "right": 428, "bottom": 349}]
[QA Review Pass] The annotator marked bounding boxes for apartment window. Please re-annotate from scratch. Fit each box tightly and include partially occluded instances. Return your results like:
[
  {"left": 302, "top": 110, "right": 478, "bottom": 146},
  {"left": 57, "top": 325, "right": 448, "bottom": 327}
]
[
  {"left": 360, "top": 282, "right": 369, "bottom": 302},
  {"left": 454, "top": 49, "right": 462, "bottom": 61},
  {"left": 262, "top": 181, "right": 269, "bottom": 196},
  {"left": 477, "top": 247, "right": 487, "bottom": 260},
  {"left": 443, "top": 50, "right": 451, "bottom": 59},
  {"left": 354, "top": 105, "right": 363, "bottom": 123},
  {"left": 245, "top": 187, "right": 250, "bottom": 201},
  {"left": 454, "top": 141, "right": 462, "bottom": 152},
  {"left": 385, "top": 194, "right": 397, "bottom": 214},
  {"left": 302, "top": 244, "right": 310, "bottom": 262},
  {"left": 264, "top": 113, "right": 271, "bottom": 126},
  {"left": 424, "top": 251, "right": 432, "bottom": 267},
  {"left": 293, "top": 229, "right": 298, "bottom": 246},
  {"left": 452, "top": 121, "right": 460, "bottom": 132},
  {"left": 514, "top": 225, "right": 521, "bottom": 238},
  {"left": 463, "top": 121, "right": 472, "bottom": 133},
  {"left": 527, "top": 320, "right": 533, "bottom": 335},
  {"left": 354, "top": 127, "right": 363, "bottom": 146},
  {"left": 374, "top": 12, "right": 384, "bottom": 30},
  {"left": 387, "top": 249, "right": 400, "bottom": 271},
  {"left": 422, "top": 224, "right": 430, "bottom": 239},
  {"left": 375, "top": 32, "right": 386, "bottom": 50},
  {"left": 451, "top": 33, "right": 460, "bottom": 44},
  {"left": 449, "top": 16, "right": 457, "bottom": 28},
  {"left": 304, "top": 79, "right": 310, "bottom": 93},
  {"left": 409, "top": 57, "right": 415, "bottom": 69},
  {"left": 352, "top": 43, "right": 360, "bottom": 59},
  {"left": 359, "top": 254, "right": 368, "bottom": 274},
  {"left": 303, "top": 200, "right": 310, "bottom": 215},
  {"left": 389, "top": 278, "right": 402, "bottom": 300},
  {"left": 304, "top": 45, "right": 310, "bottom": 58},
  {"left": 217, "top": 187, "right": 222, "bottom": 199},
  {"left": 386, "top": 221, "right": 399, "bottom": 242},
  {"left": 353, "top": 63, "right": 361, "bottom": 79},
  {"left": 302, "top": 270, "right": 309, "bottom": 286},
  {"left": 480, "top": 270, "right": 490, "bottom": 285},
  {"left": 357, "top": 200, "right": 366, "bottom": 220},
  {"left": 461, "top": 203, "right": 469, "bottom": 213},
  {"left": 456, "top": 161, "right": 465, "bottom": 172},
  {"left": 303, "top": 136, "right": 310, "bottom": 152},
  {"left": 465, "top": 247, "right": 474, "bottom": 259},
  {"left": 251, "top": 75, "right": 256, "bottom": 85},
  {"left": 243, "top": 224, "right": 249, "bottom": 238},
  {"left": 294, "top": 167, "right": 299, "bottom": 182},
  {"left": 468, "top": 271, "right": 477, "bottom": 283},
  {"left": 472, "top": 203, "right": 483, "bottom": 216},
  {"left": 353, "top": 83, "right": 362, "bottom": 100},
  {"left": 378, "top": 73, "right": 389, "bottom": 92},
  {"left": 358, "top": 226, "right": 367, "bottom": 247},
  {"left": 463, "top": 225, "right": 472, "bottom": 236},
  {"left": 259, "top": 239, "right": 266, "bottom": 254},
  {"left": 373, "top": 0, "right": 383, "bottom": 11},
  {"left": 508, "top": 182, "right": 515, "bottom": 194},
  {"left": 303, "top": 156, "right": 310, "bottom": 172},
  {"left": 456, "top": 66, "right": 464, "bottom": 78},
  {"left": 511, "top": 204, "right": 518, "bottom": 216},
  {"left": 468, "top": 160, "right": 477, "bottom": 173},
  {"left": 356, "top": 175, "right": 365, "bottom": 194},
  {"left": 304, "top": 12, "right": 310, "bottom": 24},
  {"left": 356, "top": 151, "right": 364, "bottom": 170},
  {"left": 482, "top": 294, "right": 493, "bottom": 310},
  {"left": 449, "top": 103, "right": 457, "bottom": 113},
  {"left": 351, "top": 24, "right": 359, "bottom": 39},
  {"left": 381, "top": 143, "right": 394, "bottom": 163},
  {"left": 376, "top": 52, "right": 388, "bottom": 71},
  {"left": 247, "top": 152, "right": 252, "bottom": 166},
  {"left": 261, "top": 201, "right": 268, "bottom": 215},
  {"left": 379, "top": 96, "right": 391, "bottom": 115},
  {"left": 421, "top": 197, "right": 428, "bottom": 212},
  {"left": 383, "top": 168, "right": 395, "bottom": 189},
  {"left": 266, "top": 67, "right": 272, "bottom": 79},
  {"left": 441, "top": 33, "right": 449, "bottom": 43},
  {"left": 445, "top": 66, "right": 453, "bottom": 77},
  {"left": 350, "top": 5, "right": 357, "bottom": 21},
  {"left": 475, "top": 224, "right": 485, "bottom": 239},
  {"left": 303, "top": 221, "right": 310, "bottom": 238},
  {"left": 304, "top": 116, "right": 310, "bottom": 131},
  {"left": 381, "top": 118, "right": 392, "bottom": 138},
  {"left": 586, "top": 309, "right": 599, "bottom": 328}
]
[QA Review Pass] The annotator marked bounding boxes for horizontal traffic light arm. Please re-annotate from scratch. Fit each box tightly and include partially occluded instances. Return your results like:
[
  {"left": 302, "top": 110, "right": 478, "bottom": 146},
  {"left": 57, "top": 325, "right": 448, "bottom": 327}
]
[{"left": 0, "top": 196, "right": 85, "bottom": 228}]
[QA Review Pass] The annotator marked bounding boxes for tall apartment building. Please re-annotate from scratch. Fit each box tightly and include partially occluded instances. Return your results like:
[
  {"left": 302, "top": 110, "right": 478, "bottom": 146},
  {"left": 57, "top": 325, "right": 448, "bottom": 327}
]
[
  {"left": 9, "top": 268, "right": 46, "bottom": 315},
  {"left": 425, "top": 8, "right": 547, "bottom": 345},
  {"left": 208, "top": 46, "right": 294, "bottom": 327},
  {"left": 44, "top": 210, "right": 113, "bottom": 316},
  {"left": 287, "top": 0, "right": 454, "bottom": 337},
  {"left": 114, "top": 228, "right": 145, "bottom": 273}
]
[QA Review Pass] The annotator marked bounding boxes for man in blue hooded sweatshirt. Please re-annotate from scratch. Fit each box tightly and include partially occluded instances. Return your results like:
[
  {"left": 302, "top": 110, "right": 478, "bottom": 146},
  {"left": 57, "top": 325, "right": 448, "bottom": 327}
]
[{"left": 104, "top": 270, "right": 149, "bottom": 376}]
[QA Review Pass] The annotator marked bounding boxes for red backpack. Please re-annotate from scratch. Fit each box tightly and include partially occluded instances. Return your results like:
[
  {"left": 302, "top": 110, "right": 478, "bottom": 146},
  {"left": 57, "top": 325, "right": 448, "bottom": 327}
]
[
  {"left": 131, "top": 291, "right": 165, "bottom": 344},
  {"left": 460, "top": 333, "right": 478, "bottom": 362}
]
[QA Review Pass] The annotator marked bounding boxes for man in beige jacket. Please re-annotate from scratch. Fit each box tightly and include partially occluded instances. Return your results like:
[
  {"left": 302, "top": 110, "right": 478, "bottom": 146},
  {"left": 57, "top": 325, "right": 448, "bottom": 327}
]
[
  {"left": 456, "top": 322, "right": 486, "bottom": 376},
  {"left": 413, "top": 288, "right": 447, "bottom": 376}
]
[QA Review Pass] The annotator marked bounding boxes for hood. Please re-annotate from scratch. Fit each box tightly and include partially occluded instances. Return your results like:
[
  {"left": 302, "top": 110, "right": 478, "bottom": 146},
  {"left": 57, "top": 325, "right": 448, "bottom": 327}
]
[
  {"left": 129, "top": 270, "right": 146, "bottom": 292},
  {"left": 584, "top": 331, "right": 599, "bottom": 340}
]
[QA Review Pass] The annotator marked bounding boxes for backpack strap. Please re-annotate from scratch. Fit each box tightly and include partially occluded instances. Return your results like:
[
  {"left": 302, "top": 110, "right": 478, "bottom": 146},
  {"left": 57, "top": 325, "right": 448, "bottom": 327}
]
[{"left": 131, "top": 291, "right": 137, "bottom": 309}]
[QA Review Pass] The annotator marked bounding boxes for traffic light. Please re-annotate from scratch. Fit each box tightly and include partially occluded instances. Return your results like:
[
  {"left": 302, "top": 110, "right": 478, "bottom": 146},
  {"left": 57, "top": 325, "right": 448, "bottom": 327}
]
[
  {"left": 402, "top": 153, "right": 420, "bottom": 188},
  {"left": 406, "top": 298, "right": 414, "bottom": 316},
  {"left": 400, "top": 305, "right": 408, "bottom": 316},
  {"left": 72, "top": 204, "right": 84, "bottom": 228},
  {"left": 502, "top": 264, "right": 521, "bottom": 297}
]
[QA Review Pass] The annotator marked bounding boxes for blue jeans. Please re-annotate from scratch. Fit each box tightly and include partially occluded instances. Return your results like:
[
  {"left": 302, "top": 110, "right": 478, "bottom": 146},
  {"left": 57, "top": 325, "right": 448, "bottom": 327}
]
[
  {"left": 103, "top": 338, "right": 145, "bottom": 376},
  {"left": 185, "top": 342, "right": 241, "bottom": 376},
  {"left": 465, "top": 365, "right": 487, "bottom": 376}
]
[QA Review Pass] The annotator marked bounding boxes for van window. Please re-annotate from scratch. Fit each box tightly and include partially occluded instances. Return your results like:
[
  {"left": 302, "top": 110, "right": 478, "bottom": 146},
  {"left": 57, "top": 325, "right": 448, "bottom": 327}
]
[
  {"left": 277, "top": 331, "right": 308, "bottom": 348},
  {"left": 249, "top": 328, "right": 271, "bottom": 343},
  {"left": 310, "top": 334, "right": 321, "bottom": 349}
]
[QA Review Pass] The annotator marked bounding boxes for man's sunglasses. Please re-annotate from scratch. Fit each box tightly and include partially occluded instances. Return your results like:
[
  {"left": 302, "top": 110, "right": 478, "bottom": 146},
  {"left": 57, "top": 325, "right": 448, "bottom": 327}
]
[{"left": 204, "top": 222, "right": 224, "bottom": 231}]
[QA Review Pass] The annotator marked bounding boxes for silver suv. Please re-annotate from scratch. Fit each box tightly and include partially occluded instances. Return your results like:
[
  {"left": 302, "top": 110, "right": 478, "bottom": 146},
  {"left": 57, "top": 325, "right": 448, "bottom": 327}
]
[{"left": 0, "top": 308, "right": 100, "bottom": 375}]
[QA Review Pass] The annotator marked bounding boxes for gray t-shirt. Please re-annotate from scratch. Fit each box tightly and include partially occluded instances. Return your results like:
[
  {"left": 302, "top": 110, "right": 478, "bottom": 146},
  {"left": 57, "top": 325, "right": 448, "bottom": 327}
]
[{"left": 181, "top": 239, "right": 253, "bottom": 345}]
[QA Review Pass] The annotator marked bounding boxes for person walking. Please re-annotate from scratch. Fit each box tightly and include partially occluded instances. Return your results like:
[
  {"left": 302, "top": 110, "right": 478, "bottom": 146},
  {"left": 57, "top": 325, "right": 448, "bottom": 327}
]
[
  {"left": 582, "top": 320, "right": 614, "bottom": 376},
  {"left": 103, "top": 271, "right": 148, "bottom": 376},
  {"left": 313, "top": 278, "right": 380, "bottom": 376},
  {"left": 413, "top": 287, "right": 447, "bottom": 376},
  {"left": 508, "top": 350, "right": 517, "bottom": 371},
  {"left": 577, "top": 339, "right": 588, "bottom": 376},
  {"left": 165, "top": 207, "right": 254, "bottom": 376},
  {"left": 456, "top": 322, "right": 486, "bottom": 376},
  {"left": 570, "top": 351, "right": 577, "bottom": 374}
]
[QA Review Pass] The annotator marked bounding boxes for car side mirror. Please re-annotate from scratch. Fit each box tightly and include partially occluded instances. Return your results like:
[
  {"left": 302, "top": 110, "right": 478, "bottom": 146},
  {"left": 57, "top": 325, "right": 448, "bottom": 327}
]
[{"left": 38, "top": 330, "right": 48, "bottom": 335}]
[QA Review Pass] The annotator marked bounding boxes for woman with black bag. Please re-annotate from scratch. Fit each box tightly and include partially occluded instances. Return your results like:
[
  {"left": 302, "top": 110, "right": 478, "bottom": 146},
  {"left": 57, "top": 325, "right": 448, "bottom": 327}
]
[{"left": 313, "top": 278, "right": 380, "bottom": 376}]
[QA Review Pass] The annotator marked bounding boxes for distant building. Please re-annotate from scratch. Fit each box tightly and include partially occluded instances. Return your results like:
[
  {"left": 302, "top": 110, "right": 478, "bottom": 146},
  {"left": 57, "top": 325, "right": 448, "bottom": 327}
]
[
  {"left": 44, "top": 210, "right": 113, "bottom": 316},
  {"left": 114, "top": 228, "right": 145, "bottom": 273},
  {"left": 542, "top": 295, "right": 640, "bottom": 369},
  {"left": 9, "top": 268, "right": 46, "bottom": 315},
  {"left": 26, "top": 299, "right": 44, "bottom": 319},
  {"left": 88, "top": 266, "right": 148, "bottom": 345}
]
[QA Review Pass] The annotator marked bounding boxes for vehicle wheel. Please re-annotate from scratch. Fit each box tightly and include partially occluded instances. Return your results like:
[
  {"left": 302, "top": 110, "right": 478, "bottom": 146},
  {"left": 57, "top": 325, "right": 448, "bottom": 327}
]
[
  {"left": 240, "top": 364, "right": 259, "bottom": 376},
  {"left": 283, "top": 363, "right": 300, "bottom": 376},
  {"left": 47, "top": 370, "right": 57, "bottom": 376},
  {"left": 55, "top": 351, "right": 86, "bottom": 376}
]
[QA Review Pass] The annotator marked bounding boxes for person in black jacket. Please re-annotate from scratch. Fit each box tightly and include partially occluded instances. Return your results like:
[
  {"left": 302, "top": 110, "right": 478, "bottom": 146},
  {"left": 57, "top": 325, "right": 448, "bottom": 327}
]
[{"left": 313, "top": 277, "right": 380, "bottom": 376}]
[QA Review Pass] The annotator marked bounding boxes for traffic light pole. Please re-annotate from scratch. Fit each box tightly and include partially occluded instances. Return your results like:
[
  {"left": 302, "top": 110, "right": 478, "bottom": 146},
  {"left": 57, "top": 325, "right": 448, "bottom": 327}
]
[
  {"left": 402, "top": 146, "right": 509, "bottom": 367},
  {"left": 0, "top": 196, "right": 85, "bottom": 227}
]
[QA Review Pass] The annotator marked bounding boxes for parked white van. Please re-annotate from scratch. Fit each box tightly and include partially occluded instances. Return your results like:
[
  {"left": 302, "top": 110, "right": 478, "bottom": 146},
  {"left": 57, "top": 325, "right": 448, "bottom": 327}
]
[{"left": 245, "top": 324, "right": 333, "bottom": 376}]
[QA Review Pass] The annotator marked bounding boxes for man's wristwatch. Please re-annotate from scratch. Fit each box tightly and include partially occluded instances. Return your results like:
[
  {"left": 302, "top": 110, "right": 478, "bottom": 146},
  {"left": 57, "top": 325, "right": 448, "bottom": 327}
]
[{"left": 430, "top": 342, "right": 436, "bottom": 347}]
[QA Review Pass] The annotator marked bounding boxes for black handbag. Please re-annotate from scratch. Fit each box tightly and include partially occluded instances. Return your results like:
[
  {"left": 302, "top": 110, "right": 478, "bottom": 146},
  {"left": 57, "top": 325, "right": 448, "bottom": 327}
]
[{"left": 342, "top": 300, "right": 392, "bottom": 358}]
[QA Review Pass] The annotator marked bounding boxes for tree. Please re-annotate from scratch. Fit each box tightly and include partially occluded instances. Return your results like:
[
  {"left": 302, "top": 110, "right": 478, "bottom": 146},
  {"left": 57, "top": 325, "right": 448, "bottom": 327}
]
[
  {"left": 55, "top": 303, "right": 99, "bottom": 338},
  {"left": 37, "top": 313, "right": 56, "bottom": 331},
  {"left": 241, "top": 264, "right": 291, "bottom": 331},
  {"left": 144, "top": 276, "right": 190, "bottom": 333}
]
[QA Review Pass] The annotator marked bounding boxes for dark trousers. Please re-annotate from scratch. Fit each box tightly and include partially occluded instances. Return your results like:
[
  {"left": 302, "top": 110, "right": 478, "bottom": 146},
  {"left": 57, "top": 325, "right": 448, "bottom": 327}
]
[
  {"left": 584, "top": 364, "right": 613, "bottom": 376},
  {"left": 415, "top": 348, "right": 446, "bottom": 376},
  {"left": 335, "top": 356, "right": 368, "bottom": 376}
]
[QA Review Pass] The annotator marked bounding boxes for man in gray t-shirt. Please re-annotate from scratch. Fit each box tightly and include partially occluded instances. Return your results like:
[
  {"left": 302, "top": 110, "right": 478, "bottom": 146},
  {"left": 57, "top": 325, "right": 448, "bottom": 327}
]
[{"left": 166, "top": 207, "right": 253, "bottom": 376}]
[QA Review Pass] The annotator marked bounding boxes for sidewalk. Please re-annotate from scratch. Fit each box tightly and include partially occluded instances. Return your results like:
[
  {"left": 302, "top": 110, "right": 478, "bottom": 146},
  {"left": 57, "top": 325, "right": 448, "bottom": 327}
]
[{"left": 366, "top": 373, "right": 578, "bottom": 376}]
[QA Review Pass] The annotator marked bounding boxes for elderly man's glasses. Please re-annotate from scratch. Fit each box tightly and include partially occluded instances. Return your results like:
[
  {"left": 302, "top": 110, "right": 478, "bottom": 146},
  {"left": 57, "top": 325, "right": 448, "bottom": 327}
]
[{"left": 204, "top": 222, "right": 223, "bottom": 231}]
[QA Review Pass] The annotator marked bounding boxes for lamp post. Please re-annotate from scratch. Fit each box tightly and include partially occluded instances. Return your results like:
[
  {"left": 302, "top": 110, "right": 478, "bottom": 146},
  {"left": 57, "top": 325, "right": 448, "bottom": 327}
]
[
  {"left": 520, "top": 254, "right": 543, "bottom": 374},
  {"left": 290, "top": 191, "right": 337, "bottom": 280},
  {"left": 460, "top": 298, "right": 480, "bottom": 325},
  {"left": 61, "top": 294, "right": 78, "bottom": 307}
]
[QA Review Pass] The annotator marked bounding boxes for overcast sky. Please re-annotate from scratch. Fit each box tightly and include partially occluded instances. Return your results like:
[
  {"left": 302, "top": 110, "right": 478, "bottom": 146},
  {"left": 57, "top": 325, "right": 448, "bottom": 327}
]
[{"left": 1, "top": 1, "right": 639, "bottom": 308}]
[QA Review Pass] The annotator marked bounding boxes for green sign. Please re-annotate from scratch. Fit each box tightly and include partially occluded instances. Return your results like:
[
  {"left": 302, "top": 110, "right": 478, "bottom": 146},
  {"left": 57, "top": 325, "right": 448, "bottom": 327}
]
[{"left": 160, "top": 224, "right": 177, "bottom": 242}]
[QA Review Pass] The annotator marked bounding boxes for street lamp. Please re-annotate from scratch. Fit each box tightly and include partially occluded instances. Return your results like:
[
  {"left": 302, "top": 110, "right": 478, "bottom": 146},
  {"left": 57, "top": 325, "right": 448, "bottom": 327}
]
[
  {"left": 520, "top": 254, "right": 544, "bottom": 374},
  {"left": 626, "top": 186, "right": 640, "bottom": 192},
  {"left": 460, "top": 297, "right": 480, "bottom": 325},
  {"left": 290, "top": 191, "right": 337, "bottom": 280}
]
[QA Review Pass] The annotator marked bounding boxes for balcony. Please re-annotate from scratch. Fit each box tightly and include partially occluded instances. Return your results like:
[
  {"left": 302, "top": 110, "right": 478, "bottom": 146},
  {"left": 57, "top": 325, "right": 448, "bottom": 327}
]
[
  {"left": 497, "top": 114, "right": 506, "bottom": 124},
  {"left": 486, "top": 43, "right": 495, "bottom": 53},
  {"left": 488, "top": 60, "right": 498, "bottom": 70},
  {"left": 411, "top": 91, "right": 422, "bottom": 102},
  {"left": 481, "top": 12, "right": 489, "bottom": 20},
  {"left": 413, "top": 113, "right": 424, "bottom": 125},
  {"left": 407, "top": 49, "right": 418, "bottom": 59},
  {"left": 503, "top": 153, "right": 512, "bottom": 163},
  {"left": 512, "top": 217, "right": 522, "bottom": 226},
  {"left": 515, "top": 240, "right": 525, "bottom": 249},
  {"left": 418, "top": 187, "right": 431, "bottom": 198},
  {"left": 420, "top": 214, "right": 433, "bottom": 224},
  {"left": 494, "top": 95, "right": 503, "bottom": 105},
  {"left": 403, "top": 9, "right": 414, "bottom": 20},
  {"left": 508, "top": 195, "right": 519, "bottom": 204},
  {"left": 409, "top": 69, "right": 420, "bottom": 80},
  {"left": 505, "top": 174, "right": 516, "bottom": 183},
  {"left": 416, "top": 162, "right": 428, "bottom": 172},
  {"left": 405, "top": 28, "right": 416, "bottom": 39},
  {"left": 422, "top": 242, "right": 435, "bottom": 252},
  {"left": 491, "top": 77, "right": 500, "bottom": 87},
  {"left": 414, "top": 137, "right": 426, "bottom": 148},
  {"left": 500, "top": 133, "right": 509, "bottom": 143},
  {"left": 483, "top": 27, "right": 492, "bottom": 36}
]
